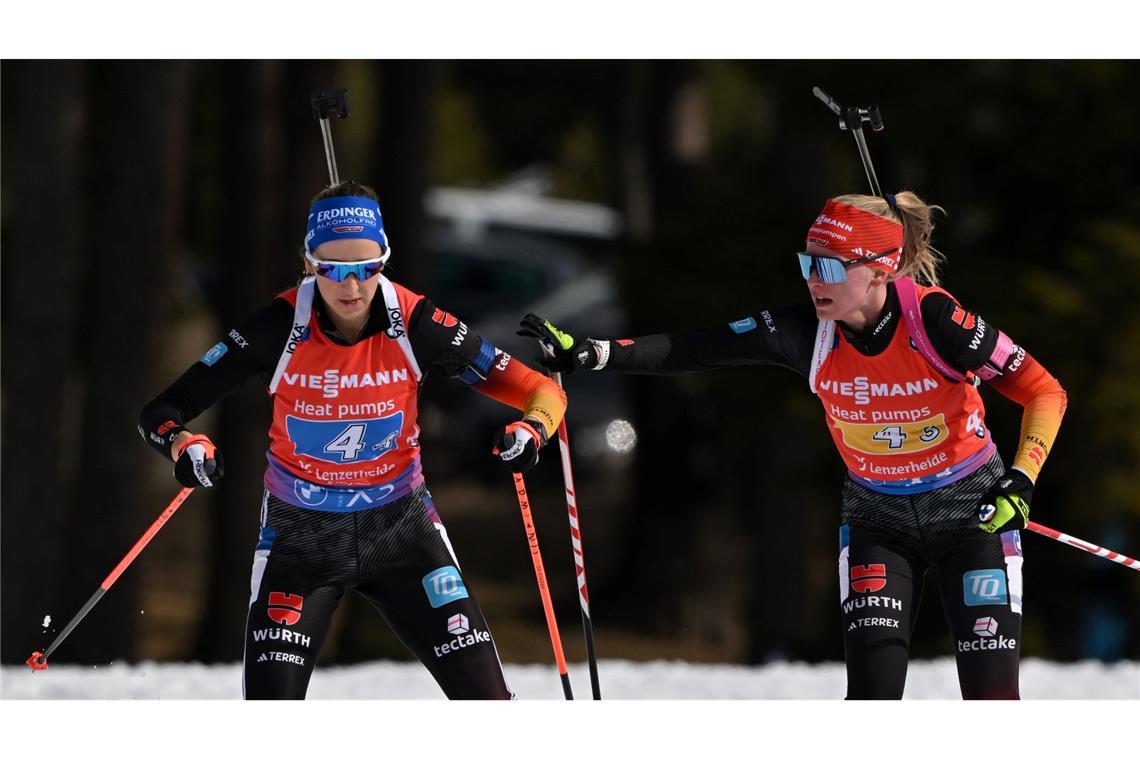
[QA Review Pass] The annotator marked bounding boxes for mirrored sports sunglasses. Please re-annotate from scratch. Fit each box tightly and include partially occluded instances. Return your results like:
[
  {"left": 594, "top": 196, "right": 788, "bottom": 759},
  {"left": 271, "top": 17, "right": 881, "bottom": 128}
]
[
  {"left": 796, "top": 249, "right": 896, "bottom": 284},
  {"left": 305, "top": 252, "right": 385, "bottom": 282},
  {"left": 796, "top": 253, "right": 863, "bottom": 284}
]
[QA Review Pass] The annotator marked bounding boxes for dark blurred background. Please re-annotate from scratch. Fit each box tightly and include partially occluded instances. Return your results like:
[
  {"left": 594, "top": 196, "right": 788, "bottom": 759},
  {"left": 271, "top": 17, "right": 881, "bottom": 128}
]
[{"left": 2, "top": 60, "right": 1138, "bottom": 669}]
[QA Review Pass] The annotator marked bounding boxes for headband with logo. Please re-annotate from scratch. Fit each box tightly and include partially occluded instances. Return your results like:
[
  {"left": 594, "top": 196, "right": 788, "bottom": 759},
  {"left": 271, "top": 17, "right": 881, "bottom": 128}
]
[
  {"left": 304, "top": 195, "right": 391, "bottom": 262},
  {"left": 804, "top": 199, "right": 903, "bottom": 274}
]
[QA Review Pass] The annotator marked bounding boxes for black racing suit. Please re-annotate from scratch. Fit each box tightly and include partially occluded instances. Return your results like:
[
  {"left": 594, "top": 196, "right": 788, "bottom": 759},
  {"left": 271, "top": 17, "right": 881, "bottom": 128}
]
[
  {"left": 140, "top": 289, "right": 513, "bottom": 699},
  {"left": 592, "top": 282, "right": 1026, "bottom": 699}
]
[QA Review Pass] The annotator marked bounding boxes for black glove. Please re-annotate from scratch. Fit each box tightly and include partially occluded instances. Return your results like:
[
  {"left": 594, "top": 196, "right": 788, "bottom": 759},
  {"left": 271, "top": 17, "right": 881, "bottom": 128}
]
[
  {"left": 977, "top": 468, "right": 1033, "bottom": 533},
  {"left": 516, "top": 313, "right": 608, "bottom": 374},
  {"left": 491, "top": 420, "right": 547, "bottom": 474},
  {"left": 174, "top": 434, "right": 225, "bottom": 488}
]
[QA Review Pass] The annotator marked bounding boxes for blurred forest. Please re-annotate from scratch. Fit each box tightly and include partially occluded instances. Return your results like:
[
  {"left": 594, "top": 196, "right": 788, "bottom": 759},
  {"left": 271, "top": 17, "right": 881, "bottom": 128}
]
[{"left": 2, "top": 60, "right": 1138, "bottom": 672}]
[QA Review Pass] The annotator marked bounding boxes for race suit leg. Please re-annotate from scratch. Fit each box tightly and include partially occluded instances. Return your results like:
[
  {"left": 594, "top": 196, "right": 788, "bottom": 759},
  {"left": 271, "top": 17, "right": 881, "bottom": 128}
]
[
  {"left": 936, "top": 529, "right": 1024, "bottom": 699},
  {"left": 838, "top": 523, "right": 925, "bottom": 699},
  {"left": 352, "top": 485, "right": 513, "bottom": 700},
  {"left": 243, "top": 492, "right": 350, "bottom": 699}
]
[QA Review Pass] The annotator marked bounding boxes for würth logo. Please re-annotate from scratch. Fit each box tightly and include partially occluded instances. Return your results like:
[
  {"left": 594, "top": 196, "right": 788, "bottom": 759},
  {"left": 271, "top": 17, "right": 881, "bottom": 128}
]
[
  {"left": 431, "top": 307, "right": 459, "bottom": 328},
  {"left": 851, "top": 564, "right": 887, "bottom": 593},
  {"left": 950, "top": 305, "right": 977, "bottom": 331},
  {"left": 267, "top": 592, "right": 303, "bottom": 626}
]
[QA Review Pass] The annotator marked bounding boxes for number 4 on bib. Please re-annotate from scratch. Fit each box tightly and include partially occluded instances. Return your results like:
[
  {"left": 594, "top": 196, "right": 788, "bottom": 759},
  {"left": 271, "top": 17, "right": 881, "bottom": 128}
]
[{"left": 324, "top": 423, "right": 367, "bottom": 461}]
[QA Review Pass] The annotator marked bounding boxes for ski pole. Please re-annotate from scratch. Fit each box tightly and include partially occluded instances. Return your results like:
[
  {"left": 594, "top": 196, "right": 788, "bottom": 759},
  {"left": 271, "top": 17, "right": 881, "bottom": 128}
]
[
  {"left": 1026, "top": 521, "right": 1140, "bottom": 571},
  {"left": 310, "top": 88, "right": 349, "bottom": 185},
  {"left": 511, "top": 472, "right": 574, "bottom": 699},
  {"left": 813, "top": 86, "right": 885, "bottom": 197},
  {"left": 540, "top": 340, "right": 602, "bottom": 700},
  {"left": 27, "top": 487, "right": 195, "bottom": 670}
]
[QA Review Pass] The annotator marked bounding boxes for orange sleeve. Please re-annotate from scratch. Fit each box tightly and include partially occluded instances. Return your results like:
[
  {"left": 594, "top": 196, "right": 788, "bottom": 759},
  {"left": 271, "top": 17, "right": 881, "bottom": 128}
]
[
  {"left": 987, "top": 349, "right": 1067, "bottom": 482},
  {"left": 473, "top": 353, "right": 567, "bottom": 441}
]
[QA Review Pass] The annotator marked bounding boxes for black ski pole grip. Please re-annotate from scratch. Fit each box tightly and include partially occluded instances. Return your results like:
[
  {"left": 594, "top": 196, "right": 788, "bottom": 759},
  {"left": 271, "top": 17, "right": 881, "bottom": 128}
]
[
  {"left": 868, "top": 105, "right": 884, "bottom": 131},
  {"left": 311, "top": 89, "right": 349, "bottom": 121},
  {"left": 813, "top": 86, "right": 843, "bottom": 116}
]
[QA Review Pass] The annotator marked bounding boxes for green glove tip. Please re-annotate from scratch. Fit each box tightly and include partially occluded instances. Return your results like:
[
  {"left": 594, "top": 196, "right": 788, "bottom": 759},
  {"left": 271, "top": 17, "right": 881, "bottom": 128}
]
[{"left": 545, "top": 321, "right": 575, "bottom": 350}]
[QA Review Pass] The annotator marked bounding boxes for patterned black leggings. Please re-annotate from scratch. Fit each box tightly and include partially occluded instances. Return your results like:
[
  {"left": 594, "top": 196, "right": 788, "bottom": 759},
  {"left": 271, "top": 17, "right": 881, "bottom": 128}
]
[
  {"left": 838, "top": 454, "right": 1024, "bottom": 699},
  {"left": 242, "top": 484, "right": 513, "bottom": 700}
]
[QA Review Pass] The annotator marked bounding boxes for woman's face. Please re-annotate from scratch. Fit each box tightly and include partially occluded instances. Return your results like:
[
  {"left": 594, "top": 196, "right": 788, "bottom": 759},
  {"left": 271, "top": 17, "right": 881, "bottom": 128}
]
[
  {"left": 804, "top": 258, "right": 884, "bottom": 325},
  {"left": 309, "top": 238, "right": 385, "bottom": 325}
]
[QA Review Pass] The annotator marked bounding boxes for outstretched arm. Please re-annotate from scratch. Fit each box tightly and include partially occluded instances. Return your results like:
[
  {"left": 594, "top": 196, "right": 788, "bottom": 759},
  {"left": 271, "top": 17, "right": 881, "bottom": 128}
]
[
  {"left": 406, "top": 299, "right": 567, "bottom": 472},
  {"left": 517, "top": 304, "right": 820, "bottom": 378}
]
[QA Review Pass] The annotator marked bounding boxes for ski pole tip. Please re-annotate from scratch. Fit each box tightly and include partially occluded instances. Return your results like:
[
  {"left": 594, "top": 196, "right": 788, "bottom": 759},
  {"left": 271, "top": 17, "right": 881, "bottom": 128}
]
[{"left": 26, "top": 651, "right": 48, "bottom": 671}]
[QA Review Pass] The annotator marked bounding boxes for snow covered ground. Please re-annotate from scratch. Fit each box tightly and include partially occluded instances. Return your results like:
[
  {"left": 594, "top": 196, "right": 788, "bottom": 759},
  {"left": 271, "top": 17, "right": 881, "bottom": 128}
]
[
  {"left": 2, "top": 658, "right": 1135, "bottom": 760},
  {"left": 2, "top": 657, "right": 1136, "bottom": 699}
]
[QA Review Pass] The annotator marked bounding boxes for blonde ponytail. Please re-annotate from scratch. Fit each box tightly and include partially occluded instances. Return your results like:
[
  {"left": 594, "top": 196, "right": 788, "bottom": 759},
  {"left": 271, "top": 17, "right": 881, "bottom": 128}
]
[{"left": 832, "top": 191, "right": 946, "bottom": 286}]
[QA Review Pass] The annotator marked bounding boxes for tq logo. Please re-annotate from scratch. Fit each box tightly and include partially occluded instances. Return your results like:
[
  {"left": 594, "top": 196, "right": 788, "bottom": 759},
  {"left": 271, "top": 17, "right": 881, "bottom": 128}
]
[{"left": 267, "top": 591, "right": 304, "bottom": 626}]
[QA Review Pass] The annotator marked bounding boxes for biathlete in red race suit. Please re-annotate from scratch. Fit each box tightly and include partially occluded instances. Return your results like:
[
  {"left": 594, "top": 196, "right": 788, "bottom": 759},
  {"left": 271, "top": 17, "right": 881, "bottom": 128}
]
[
  {"left": 140, "top": 181, "right": 566, "bottom": 699},
  {"left": 522, "top": 192, "right": 1067, "bottom": 699}
]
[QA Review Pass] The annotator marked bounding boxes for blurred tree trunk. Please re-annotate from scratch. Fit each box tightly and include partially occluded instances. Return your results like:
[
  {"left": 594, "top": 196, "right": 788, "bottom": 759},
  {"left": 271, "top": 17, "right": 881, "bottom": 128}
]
[
  {"left": 187, "top": 61, "right": 344, "bottom": 662},
  {"left": 0, "top": 61, "right": 87, "bottom": 663},
  {"left": 60, "top": 61, "right": 192, "bottom": 663},
  {"left": 190, "top": 61, "right": 291, "bottom": 662},
  {"left": 611, "top": 61, "right": 724, "bottom": 639},
  {"left": 372, "top": 60, "right": 437, "bottom": 292}
]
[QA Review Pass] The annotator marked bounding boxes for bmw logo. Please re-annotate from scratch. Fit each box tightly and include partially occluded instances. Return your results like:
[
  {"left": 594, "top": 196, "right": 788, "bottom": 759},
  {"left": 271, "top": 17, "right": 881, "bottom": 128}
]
[{"left": 294, "top": 479, "right": 328, "bottom": 507}]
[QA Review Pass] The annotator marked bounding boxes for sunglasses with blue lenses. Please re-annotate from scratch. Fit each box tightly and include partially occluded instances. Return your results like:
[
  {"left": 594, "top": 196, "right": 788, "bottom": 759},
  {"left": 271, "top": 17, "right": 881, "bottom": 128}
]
[
  {"left": 796, "top": 252, "right": 863, "bottom": 284},
  {"left": 305, "top": 252, "right": 385, "bottom": 282}
]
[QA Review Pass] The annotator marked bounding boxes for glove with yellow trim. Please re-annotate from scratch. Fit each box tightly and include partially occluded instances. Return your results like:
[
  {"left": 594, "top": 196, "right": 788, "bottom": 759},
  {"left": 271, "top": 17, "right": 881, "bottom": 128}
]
[
  {"left": 516, "top": 313, "right": 609, "bottom": 374},
  {"left": 977, "top": 468, "right": 1033, "bottom": 533}
]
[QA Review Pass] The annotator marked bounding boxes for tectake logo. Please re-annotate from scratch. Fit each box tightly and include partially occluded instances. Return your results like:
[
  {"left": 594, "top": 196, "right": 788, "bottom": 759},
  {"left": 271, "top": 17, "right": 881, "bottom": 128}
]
[
  {"left": 433, "top": 621, "right": 491, "bottom": 658},
  {"left": 447, "top": 614, "right": 470, "bottom": 635},
  {"left": 973, "top": 617, "right": 998, "bottom": 637},
  {"left": 958, "top": 618, "right": 1016, "bottom": 653}
]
